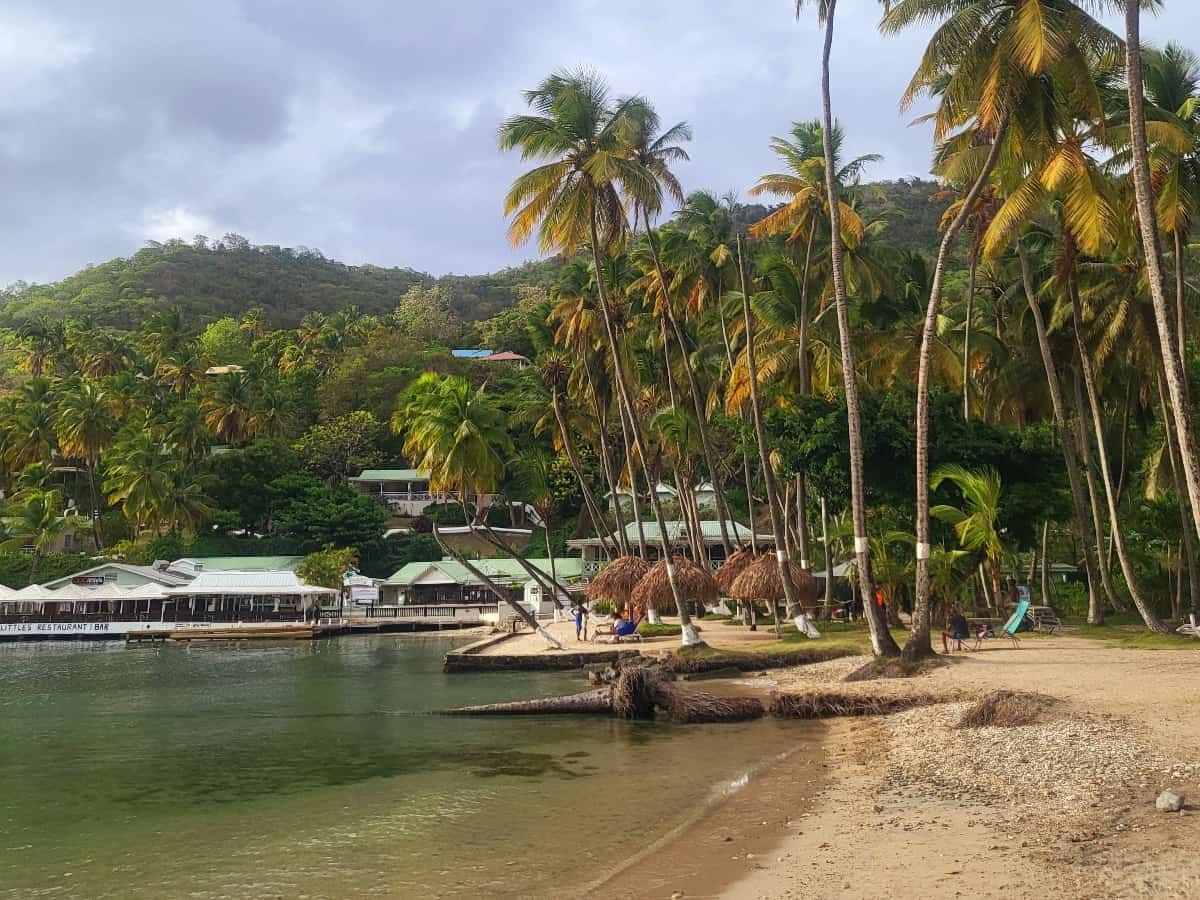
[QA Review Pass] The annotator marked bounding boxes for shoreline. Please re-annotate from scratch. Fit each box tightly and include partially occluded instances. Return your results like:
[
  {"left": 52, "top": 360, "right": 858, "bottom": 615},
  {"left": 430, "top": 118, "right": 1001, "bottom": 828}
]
[{"left": 640, "top": 639, "right": 1200, "bottom": 900}]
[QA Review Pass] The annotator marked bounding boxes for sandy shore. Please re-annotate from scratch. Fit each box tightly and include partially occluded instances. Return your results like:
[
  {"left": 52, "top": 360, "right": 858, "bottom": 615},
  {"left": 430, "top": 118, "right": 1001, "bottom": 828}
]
[
  {"left": 590, "top": 636, "right": 1200, "bottom": 899},
  {"left": 474, "top": 618, "right": 820, "bottom": 656}
]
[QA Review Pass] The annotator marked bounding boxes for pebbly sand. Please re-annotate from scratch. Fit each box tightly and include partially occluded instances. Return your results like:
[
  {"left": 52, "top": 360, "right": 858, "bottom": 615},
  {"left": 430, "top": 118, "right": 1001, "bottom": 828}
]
[{"left": 475, "top": 621, "right": 1200, "bottom": 898}]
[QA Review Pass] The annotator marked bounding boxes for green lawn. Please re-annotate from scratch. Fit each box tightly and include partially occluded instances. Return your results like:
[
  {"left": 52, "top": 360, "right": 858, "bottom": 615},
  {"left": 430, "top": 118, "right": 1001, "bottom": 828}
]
[{"left": 1070, "top": 624, "right": 1199, "bottom": 650}]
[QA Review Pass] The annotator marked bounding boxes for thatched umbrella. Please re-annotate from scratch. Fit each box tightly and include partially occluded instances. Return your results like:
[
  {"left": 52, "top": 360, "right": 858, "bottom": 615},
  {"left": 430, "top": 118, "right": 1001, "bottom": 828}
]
[
  {"left": 631, "top": 556, "right": 719, "bottom": 620},
  {"left": 714, "top": 547, "right": 756, "bottom": 595},
  {"left": 729, "top": 555, "right": 821, "bottom": 612},
  {"left": 586, "top": 555, "right": 652, "bottom": 609}
]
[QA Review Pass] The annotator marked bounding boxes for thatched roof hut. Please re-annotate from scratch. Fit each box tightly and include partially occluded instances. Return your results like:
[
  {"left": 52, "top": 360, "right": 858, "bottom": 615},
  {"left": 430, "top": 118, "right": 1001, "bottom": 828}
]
[
  {"left": 714, "top": 547, "right": 756, "bottom": 595},
  {"left": 728, "top": 555, "right": 820, "bottom": 606},
  {"left": 631, "top": 556, "right": 719, "bottom": 611},
  {"left": 586, "top": 555, "right": 652, "bottom": 605}
]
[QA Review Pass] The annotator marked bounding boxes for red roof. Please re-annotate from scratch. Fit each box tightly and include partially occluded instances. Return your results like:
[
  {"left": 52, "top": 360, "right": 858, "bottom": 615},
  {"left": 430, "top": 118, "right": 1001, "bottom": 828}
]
[{"left": 482, "top": 351, "right": 530, "bottom": 362}]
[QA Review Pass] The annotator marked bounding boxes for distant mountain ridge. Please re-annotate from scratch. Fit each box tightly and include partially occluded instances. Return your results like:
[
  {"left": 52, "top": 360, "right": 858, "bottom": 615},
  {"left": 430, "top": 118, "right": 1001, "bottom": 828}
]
[{"left": 0, "top": 179, "right": 944, "bottom": 330}]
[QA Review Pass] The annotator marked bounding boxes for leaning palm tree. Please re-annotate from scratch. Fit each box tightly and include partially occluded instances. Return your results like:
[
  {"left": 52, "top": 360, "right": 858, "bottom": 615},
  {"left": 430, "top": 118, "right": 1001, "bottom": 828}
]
[
  {"left": 1125, "top": 1, "right": 1200, "bottom": 544},
  {"left": 499, "top": 69, "right": 703, "bottom": 646},
  {"left": 795, "top": 0, "right": 899, "bottom": 656},
  {"left": 391, "top": 372, "right": 565, "bottom": 647},
  {"left": 103, "top": 429, "right": 170, "bottom": 537}
]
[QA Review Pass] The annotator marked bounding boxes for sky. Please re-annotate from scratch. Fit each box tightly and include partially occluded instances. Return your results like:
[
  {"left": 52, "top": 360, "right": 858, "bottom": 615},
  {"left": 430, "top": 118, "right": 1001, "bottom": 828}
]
[{"left": 1, "top": 1, "right": 1197, "bottom": 286}]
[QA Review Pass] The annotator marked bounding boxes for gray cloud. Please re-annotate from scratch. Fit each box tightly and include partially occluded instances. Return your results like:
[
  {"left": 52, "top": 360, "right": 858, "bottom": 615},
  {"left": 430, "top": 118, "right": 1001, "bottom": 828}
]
[{"left": 0, "top": 0, "right": 1195, "bottom": 285}]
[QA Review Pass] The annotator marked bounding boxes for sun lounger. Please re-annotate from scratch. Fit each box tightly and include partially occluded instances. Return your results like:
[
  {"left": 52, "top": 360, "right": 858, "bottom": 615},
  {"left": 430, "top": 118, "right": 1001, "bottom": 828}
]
[
  {"left": 1176, "top": 614, "right": 1200, "bottom": 638},
  {"left": 973, "top": 599, "right": 1028, "bottom": 650},
  {"left": 1028, "top": 605, "right": 1062, "bottom": 634}
]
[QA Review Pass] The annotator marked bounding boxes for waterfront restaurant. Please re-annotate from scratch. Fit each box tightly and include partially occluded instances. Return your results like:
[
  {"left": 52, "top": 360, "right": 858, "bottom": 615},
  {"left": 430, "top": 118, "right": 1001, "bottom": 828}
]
[
  {"left": 567, "top": 520, "right": 775, "bottom": 577},
  {"left": 381, "top": 557, "right": 583, "bottom": 611},
  {"left": 163, "top": 571, "right": 338, "bottom": 621}
]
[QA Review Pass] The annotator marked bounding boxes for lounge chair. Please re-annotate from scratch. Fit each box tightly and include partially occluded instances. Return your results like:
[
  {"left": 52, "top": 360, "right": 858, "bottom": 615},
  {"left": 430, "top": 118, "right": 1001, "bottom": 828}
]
[
  {"left": 1028, "top": 605, "right": 1063, "bottom": 634},
  {"left": 1176, "top": 614, "right": 1200, "bottom": 638},
  {"left": 973, "top": 599, "right": 1028, "bottom": 650}
]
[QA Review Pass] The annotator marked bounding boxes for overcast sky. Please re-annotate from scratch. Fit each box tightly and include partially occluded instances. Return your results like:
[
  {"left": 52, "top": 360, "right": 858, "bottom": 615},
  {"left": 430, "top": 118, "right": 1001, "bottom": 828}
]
[{"left": 2, "top": 1, "right": 1196, "bottom": 286}]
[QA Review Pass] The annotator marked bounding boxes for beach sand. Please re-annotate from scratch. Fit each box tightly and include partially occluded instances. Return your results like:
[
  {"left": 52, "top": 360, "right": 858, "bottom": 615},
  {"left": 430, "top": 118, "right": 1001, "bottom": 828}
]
[{"left": 582, "top": 635, "right": 1200, "bottom": 899}]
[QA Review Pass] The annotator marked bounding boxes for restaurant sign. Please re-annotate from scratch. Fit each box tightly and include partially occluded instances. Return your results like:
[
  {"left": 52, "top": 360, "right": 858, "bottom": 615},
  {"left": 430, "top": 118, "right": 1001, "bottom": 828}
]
[{"left": 72, "top": 575, "right": 108, "bottom": 587}]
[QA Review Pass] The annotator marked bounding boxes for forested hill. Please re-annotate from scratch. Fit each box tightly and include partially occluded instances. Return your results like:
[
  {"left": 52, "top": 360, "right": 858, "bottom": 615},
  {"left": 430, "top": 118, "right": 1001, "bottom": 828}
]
[
  {"left": 0, "top": 179, "right": 944, "bottom": 330},
  {"left": 0, "top": 236, "right": 564, "bottom": 330}
]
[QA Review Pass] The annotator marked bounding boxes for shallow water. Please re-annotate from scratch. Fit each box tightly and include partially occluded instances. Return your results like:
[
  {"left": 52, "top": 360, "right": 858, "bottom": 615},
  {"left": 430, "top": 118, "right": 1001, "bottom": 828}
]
[{"left": 0, "top": 635, "right": 818, "bottom": 899}]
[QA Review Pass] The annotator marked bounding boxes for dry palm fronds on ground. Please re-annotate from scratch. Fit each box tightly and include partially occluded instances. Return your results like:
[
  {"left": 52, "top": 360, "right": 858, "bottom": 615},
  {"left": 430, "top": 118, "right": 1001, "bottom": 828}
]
[
  {"left": 768, "top": 688, "right": 947, "bottom": 719},
  {"left": 955, "top": 690, "right": 1058, "bottom": 729},
  {"left": 667, "top": 646, "right": 854, "bottom": 674}
]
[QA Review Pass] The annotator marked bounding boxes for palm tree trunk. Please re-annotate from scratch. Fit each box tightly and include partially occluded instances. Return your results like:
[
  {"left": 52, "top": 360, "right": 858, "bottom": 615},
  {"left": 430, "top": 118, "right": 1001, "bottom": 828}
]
[
  {"left": 743, "top": 447, "right": 757, "bottom": 555},
  {"left": 820, "top": 495, "right": 833, "bottom": 616},
  {"left": 817, "top": 0, "right": 899, "bottom": 657},
  {"left": 87, "top": 459, "right": 104, "bottom": 551},
  {"left": 583, "top": 360, "right": 629, "bottom": 555},
  {"left": 644, "top": 228, "right": 736, "bottom": 557},
  {"left": 908, "top": 116, "right": 1008, "bottom": 659},
  {"left": 617, "top": 397, "right": 648, "bottom": 557},
  {"left": 1156, "top": 369, "right": 1200, "bottom": 614},
  {"left": 1071, "top": 371, "right": 1121, "bottom": 616},
  {"left": 545, "top": 519, "right": 564, "bottom": 613},
  {"left": 432, "top": 524, "right": 564, "bottom": 648},
  {"left": 1175, "top": 229, "right": 1191, "bottom": 409},
  {"left": 1018, "top": 246, "right": 1104, "bottom": 625},
  {"left": 736, "top": 235, "right": 802, "bottom": 620},
  {"left": 589, "top": 217, "right": 701, "bottom": 646},
  {"left": 660, "top": 317, "right": 677, "bottom": 409},
  {"left": 963, "top": 254, "right": 977, "bottom": 420},
  {"left": 1040, "top": 520, "right": 1052, "bottom": 606},
  {"left": 795, "top": 472, "right": 811, "bottom": 569},
  {"left": 1071, "top": 282, "right": 1167, "bottom": 632},
  {"left": 1127, "top": 2, "right": 1200, "bottom": 544},
  {"left": 551, "top": 389, "right": 614, "bottom": 560}
]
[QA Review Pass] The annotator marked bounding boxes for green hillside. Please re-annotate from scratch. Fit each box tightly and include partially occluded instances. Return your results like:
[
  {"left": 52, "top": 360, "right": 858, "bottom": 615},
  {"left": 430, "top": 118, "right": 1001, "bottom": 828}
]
[
  {"left": 0, "top": 236, "right": 564, "bottom": 330},
  {"left": 0, "top": 181, "right": 944, "bottom": 331}
]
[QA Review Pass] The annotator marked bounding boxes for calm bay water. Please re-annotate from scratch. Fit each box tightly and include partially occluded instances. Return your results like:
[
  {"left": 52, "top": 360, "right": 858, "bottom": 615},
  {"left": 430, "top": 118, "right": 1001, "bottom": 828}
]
[{"left": 0, "top": 635, "right": 816, "bottom": 899}]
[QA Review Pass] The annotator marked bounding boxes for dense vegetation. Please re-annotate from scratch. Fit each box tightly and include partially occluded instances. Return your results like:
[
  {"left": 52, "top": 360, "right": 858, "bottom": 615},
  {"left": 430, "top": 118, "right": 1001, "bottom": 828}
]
[{"left": 3, "top": 2, "right": 1199, "bottom": 660}]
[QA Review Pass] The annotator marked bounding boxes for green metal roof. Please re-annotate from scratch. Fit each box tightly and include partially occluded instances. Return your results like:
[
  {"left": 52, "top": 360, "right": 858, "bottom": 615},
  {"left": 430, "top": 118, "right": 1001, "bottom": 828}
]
[
  {"left": 569, "top": 520, "right": 773, "bottom": 545},
  {"left": 183, "top": 556, "right": 305, "bottom": 572},
  {"left": 386, "top": 557, "right": 584, "bottom": 586},
  {"left": 349, "top": 469, "right": 429, "bottom": 482}
]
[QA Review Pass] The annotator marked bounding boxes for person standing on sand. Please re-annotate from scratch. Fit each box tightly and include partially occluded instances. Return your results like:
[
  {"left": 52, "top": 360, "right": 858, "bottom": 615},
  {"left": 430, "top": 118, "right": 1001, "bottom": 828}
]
[{"left": 573, "top": 603, "right": 587, "bottom": 641}]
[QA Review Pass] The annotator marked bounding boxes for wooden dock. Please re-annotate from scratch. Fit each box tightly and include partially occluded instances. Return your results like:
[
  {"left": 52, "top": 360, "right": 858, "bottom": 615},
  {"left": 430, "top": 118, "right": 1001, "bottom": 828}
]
[{"left": 127, "top": 625, "right": 317, "bottom": 643}]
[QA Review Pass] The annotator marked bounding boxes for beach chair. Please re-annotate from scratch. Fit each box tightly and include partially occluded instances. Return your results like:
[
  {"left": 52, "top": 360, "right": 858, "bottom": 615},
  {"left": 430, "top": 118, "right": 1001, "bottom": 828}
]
[
  {"left": 973, "top": 599, "right": 1028, "bottom": 650},
  {"left": 1028, "top": 605, "right": 1062, "bottom": 635}
]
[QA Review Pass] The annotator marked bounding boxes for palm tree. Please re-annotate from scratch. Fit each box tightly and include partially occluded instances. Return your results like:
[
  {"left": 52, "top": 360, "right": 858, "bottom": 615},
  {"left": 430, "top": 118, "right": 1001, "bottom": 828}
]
[
  {"left": 55, "top": 380, "right": 118, "bottom": 548},
  {"left": 391, "top": 373, "right": 511, "bottom": 503},
  {"left": 513, "top": 447, "right": 567, "bottom": 611},
  {"left": 1125, "top": 1, "right": 1200, "bottom": 545},
  {"left": 795, "top": 0, "right": 899, "bottom": 656},
  {"left": 623, "top": 102, "right": 739, "bottom": 559},
  {"left": 103, "top": 430, "right": 170, "bottom": 536},
  {"left": 160, "top": 465, "right": 212, "bottom": 535},
  {"left": 3, "top": 489, "right": 66, "bottom": 582},
  {"left": 390, "top": 372, "right": 564, "bottom": 646},
  {"left": 500, "top": 70, "right": 703, "bottom": 646},
  {"left": 930, "top": 465, "right": 1005, "bottom": 606},
  {"left": 4, "top": 384, "right": 58, "bottom": 472},
  {"left": 201, "top": 371, "right": 257, "bottom": 446},
  {"left": 735, "top": 236, "right": 803, "bottom": 627},
  {"left": 881, "top": 0, "right": 1115, "bottom": 656}
]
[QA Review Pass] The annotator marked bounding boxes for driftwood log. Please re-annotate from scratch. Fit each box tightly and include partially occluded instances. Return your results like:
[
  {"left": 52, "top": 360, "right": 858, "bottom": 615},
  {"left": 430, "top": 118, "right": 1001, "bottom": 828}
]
[{"left": 437, "top": 667, "right": 765, "bottom": 724}]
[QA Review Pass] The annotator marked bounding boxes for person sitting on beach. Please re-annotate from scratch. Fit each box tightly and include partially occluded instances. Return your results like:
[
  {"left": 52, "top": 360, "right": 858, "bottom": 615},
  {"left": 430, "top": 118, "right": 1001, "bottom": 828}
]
[
  {"left": 941, "top": 608, "right": 969, "bottom": 654},
  {"left": 613, "top": 615, "right": 638, "bottom": 638},
  {"left": 590, "top": 609, "right": 622, "bottom": 639}
]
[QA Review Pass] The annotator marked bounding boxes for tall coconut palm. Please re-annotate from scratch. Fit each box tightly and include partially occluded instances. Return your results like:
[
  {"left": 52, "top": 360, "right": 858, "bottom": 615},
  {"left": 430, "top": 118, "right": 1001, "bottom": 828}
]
[
  {"left": 500, "top": 69, "right": 702, "bottom": 645},
  {"left": 1125, "top": 2, "right": 1200, "bottom": 545},
  {"left": 881, "top": 0, "right": 1116, "bottom": 656},
  {"left": 55, "top": 380, "right": 118, "bottom": 548},
  {"left": 795, "top": 0, "right": 899, "bottom": 656},
  {"left": 623, "top": 103, "right": 742, "bottom": 558}
]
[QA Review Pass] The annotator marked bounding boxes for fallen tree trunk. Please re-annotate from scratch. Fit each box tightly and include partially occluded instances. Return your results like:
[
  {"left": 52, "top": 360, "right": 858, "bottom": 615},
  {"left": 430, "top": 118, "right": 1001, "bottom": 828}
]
[{"left": 437, "top": 688, "right": 613, "bottom": 716}]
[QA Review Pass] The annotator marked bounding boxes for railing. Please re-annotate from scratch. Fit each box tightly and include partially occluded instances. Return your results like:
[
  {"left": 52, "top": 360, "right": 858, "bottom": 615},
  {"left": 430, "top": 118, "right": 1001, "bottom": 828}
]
[{"left": 363, "top": 604, "right": 495, "bottom": 620}]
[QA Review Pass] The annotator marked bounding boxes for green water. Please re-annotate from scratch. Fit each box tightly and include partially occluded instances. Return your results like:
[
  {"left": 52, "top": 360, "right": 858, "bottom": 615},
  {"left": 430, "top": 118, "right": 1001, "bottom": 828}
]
[{"left": 0, "top": 636, "right": 816, "bottom": 899}]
